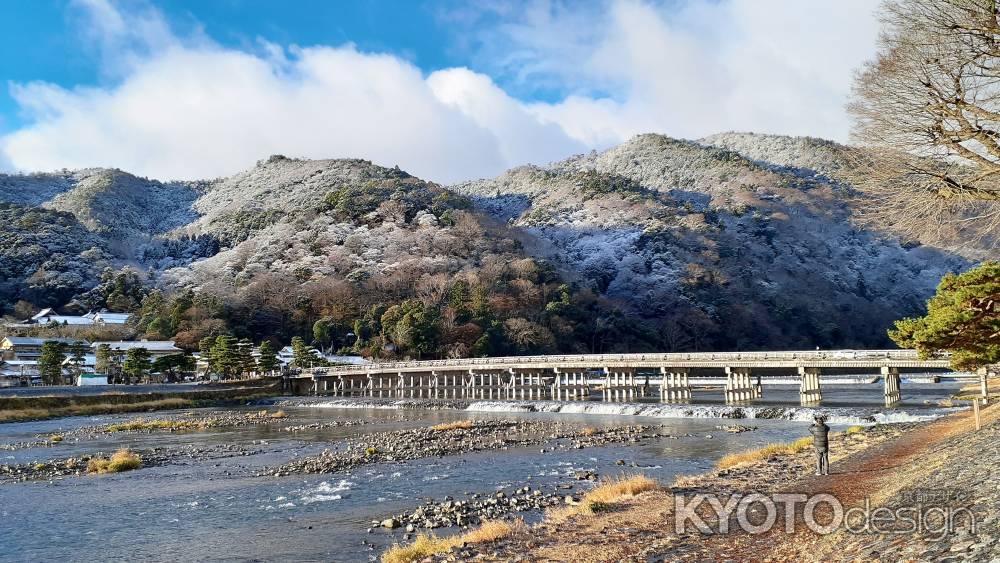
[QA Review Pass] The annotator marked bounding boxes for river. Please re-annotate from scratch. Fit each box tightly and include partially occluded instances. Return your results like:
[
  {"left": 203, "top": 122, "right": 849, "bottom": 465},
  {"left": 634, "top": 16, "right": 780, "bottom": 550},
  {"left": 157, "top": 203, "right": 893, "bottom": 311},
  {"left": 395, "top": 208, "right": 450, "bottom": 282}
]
[{"left": 0, "top": 381, "right": 968, "bottom": 562}]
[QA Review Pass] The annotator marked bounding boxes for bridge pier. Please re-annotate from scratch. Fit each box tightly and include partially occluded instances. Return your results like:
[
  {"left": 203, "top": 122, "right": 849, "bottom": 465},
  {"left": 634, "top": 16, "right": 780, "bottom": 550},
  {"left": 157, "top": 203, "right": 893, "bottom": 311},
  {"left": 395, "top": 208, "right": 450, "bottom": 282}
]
[
  {"left": 510, "top": 368, "right": 550, "bottom": 400},
  {"left": 882, "top": 366, "right": 901, "bottom": 406},
  {"left": 432, "top": 370, "right": 466, "bottom": 399},
  {"left": 470, "top": 369, "right": 509, "bottom": 400},
  {"left": 798, "top": 367, "right": 822, "bottom": 405},
  {"left": 398, "top": 371, "right": 436, "bottom": 399},
  {"left": 603, "top": 367, "right": 640, "bottom": 401},
  {"left": 553, "top": 368, "right": 590, "bottom": 400},
  {"left": 659, "top": 367, "right": 691, "bottom": 402},
  {"left": 724, "top": 367, "right": 760, "bottom": 403},
  {"left": 369, "top": 373, "right": 395, "bottom": 398}
]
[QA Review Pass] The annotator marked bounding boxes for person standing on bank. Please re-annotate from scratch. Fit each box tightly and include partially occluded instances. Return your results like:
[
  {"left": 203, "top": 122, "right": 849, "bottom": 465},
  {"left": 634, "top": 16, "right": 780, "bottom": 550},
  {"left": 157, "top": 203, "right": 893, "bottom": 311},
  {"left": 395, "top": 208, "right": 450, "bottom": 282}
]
[{"left": 810, "top": 415, "right": 830, "bottom": 475}]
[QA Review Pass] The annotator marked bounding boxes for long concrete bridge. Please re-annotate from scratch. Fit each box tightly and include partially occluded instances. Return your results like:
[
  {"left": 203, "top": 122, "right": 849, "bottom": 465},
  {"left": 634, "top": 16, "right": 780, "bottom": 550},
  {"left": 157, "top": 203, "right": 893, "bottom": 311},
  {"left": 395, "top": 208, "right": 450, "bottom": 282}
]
[{"left": 288, "top": 349, "right": 956, "bottom": 406}]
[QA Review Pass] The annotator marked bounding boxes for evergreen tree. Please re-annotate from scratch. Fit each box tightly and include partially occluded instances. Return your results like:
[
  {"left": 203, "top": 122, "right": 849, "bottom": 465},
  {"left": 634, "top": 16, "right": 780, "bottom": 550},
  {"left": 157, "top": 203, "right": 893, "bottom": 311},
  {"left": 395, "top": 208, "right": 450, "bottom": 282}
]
[
  {"left": 67, "top": 341, "right": 88, "bottom": 384},
  {"left": 891, "top": 262, "right": 1000, "bottom": 371},
  {"left": 210, "top": 335, "right": 241, "bottom": 378},
  {"left": 152, "top": 354, "right": 194, "bottom": 383},
  {"left": 313, "top": 317, "right": 338, "bottom": 354},
  {"left": 122, "top": 348, "right": 152, "bottom": 384},
  {"left": 199, "top": 336, "right": 216, "bottom": 373},
  {"left": 38, "top": 341, "right": 67, "bottom": 385},
  {"left": 257, "top": 341, "right": 279, "bottom": 373},
  {"left": 290, "top": 336, "right": 312, "bottom": 368},
  {"left": 95, "top": 343, "right": 112, "bottom": 373},
  {"left": 236, "top": 338, "right": 255, "bottom": 376}
]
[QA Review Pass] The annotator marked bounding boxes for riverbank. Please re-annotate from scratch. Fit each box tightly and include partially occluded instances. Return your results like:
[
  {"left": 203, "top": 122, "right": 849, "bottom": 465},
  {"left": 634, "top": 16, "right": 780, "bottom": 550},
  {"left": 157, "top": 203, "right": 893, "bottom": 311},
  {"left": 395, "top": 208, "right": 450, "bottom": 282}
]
[
  {"left": 0, "top": 379, "right": 282, "bottom": 423},
  {"left": 395, "top": 402, "right": 996, "bottom": 561}
]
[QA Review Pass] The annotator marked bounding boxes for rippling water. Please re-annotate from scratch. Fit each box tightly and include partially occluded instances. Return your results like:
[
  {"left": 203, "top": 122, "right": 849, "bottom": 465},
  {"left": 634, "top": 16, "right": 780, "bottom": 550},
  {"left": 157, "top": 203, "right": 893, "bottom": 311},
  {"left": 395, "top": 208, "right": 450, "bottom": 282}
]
[{"left": 0, "top": 381, "right": 968, "bottom": 562}]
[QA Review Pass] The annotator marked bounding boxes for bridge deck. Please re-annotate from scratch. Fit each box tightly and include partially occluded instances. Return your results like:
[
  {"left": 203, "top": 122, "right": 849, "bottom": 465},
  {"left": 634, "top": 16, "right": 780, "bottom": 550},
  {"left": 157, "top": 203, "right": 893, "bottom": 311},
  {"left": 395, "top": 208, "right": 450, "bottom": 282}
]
[{"left": 295, "top": 350, "right": 950, "bottom": 378}]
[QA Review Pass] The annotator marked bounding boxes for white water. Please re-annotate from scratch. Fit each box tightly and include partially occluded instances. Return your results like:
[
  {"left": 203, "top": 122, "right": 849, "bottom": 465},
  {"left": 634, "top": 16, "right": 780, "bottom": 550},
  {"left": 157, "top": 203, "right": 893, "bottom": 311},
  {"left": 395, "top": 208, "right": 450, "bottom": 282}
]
[
  {"left": 294, "top": 479, "right": 355, "bottom": 506},
  {"left": 288, "top": 397, "right": 964, "bottom": 426},
  {"left": 463, "top": 400, "right": 963, "bottom": 425}
]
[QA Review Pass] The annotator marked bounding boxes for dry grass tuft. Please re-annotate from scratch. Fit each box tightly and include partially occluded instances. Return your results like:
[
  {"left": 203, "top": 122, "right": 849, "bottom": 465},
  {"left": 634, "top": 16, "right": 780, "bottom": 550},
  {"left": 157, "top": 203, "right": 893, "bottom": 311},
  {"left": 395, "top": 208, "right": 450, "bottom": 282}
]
[
  {"left": 716, "top": 436, "right": 814, "bottom": 470},
  {"left": 87, "top": 448, "right": 142, "bottom": 474},
  {"left": 382, "top": 519, "right": 520, "bottom": 563},
  {"left": 844, "top": 425, "right": 865, "bottom": 435},
  {"left": 584, "top": 474, "right": 658, "bottom": 504},
  {"left": 547, "top": 474, "right": 659, "bottom": 523},
  {"left": 430, "top": 420, "right": 474, "bottom": 431}
]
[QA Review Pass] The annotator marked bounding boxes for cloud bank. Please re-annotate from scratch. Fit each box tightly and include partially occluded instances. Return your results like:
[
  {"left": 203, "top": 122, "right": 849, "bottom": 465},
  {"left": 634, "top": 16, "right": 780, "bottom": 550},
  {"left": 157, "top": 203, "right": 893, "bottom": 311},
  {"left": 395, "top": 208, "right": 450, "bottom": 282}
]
[{"left": 0, "top": 0, "right": 879, "bottom": 183}]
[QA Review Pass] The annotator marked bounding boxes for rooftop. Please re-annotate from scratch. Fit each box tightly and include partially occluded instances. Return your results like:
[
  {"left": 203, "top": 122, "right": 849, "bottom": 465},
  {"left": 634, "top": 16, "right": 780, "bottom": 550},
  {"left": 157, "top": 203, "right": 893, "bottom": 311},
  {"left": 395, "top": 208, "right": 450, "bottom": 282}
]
[
  {"left": 2, "top": 337, "right": 89, "bottom": 346},
  {"left": 92, "top": 340, "right": 180, "bottom": 352}
]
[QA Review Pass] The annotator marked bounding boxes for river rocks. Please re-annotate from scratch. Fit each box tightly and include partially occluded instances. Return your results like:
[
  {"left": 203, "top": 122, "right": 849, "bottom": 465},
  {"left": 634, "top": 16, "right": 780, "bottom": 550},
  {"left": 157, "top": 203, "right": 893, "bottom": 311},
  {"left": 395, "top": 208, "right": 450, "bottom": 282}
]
[
  {"left": 281, "top": 419, "right": 376, "bottom": 432},
  {"left": 380, "top": 486, "right": 566, "bottom": 533},
  {"left": 271, "top": 420, "right": 670, "bottom": 476},
  {"left": 715, "top": 424, "right": 758, "bottom": 433},
  {"left": 0, "top": 443, "right": 261, "bottom": 484},
  {"left": 54, "top": 410, "right": 296, "bottom": 439}
]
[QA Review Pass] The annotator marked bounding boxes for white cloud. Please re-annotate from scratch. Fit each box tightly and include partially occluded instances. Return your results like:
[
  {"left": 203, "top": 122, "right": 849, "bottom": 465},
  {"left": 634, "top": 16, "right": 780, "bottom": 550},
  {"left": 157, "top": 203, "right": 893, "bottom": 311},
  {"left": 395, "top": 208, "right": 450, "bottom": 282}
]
[
  {"left": 1, "top": 41, "right": 570, "bottom": 183},
  {"left": 482, "top": 0, "right": 880, "bottom": 144},
  {"left": 0, "top": 0, "right": 880, "bottom": 182}
]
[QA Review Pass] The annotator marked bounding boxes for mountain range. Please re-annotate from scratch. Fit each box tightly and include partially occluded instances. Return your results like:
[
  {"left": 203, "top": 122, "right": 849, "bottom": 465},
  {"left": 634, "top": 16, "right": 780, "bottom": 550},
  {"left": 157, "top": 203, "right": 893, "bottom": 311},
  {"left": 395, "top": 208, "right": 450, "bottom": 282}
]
[{"left": 0, "top": 132, "right": 983, "bottom": 352}]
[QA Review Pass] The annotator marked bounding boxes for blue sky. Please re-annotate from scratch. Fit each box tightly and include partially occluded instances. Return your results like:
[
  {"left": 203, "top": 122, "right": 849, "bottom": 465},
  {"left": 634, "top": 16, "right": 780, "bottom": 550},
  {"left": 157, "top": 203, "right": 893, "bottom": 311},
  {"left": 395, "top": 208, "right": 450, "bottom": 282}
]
[
  {"left": 0, "top": 0, "right": 881, "bottom": 182},
  {"left": 0, "top": 1, "right": 466, "bottom": 129}
]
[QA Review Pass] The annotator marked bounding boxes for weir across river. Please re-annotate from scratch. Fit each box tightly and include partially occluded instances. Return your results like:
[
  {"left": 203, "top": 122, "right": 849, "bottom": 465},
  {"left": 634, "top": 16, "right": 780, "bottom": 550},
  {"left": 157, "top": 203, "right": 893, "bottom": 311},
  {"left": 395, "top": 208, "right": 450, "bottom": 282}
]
[{"left": 288, "top": 350, "right": 959, "bottom": 407}]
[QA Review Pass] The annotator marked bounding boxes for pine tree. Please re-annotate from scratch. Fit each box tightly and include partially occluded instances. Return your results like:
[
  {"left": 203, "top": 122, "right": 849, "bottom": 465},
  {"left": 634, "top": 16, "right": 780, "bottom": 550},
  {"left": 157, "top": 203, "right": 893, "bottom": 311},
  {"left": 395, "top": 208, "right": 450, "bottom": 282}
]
[
  {"left": 257, "top": 341, "right": 279, "bottom": 373},
  {"left": 68, "top": 341, "right": 88, "bottom": 384},
  {"left": 122, "top": 348, "right": 152, "bottom": 384},
  {"left": 236, "top": 338, "right": 255, "bottom": 376},
  {"left": 38, "top": 341, "right": 67, "bottom": 386},
  {"left": 891, "top": 262, "right": 1000, "bottom": 371},
  {"left": 290, "top": 336, "right": 312, "bottom": 368},
  {"left": 199, "top": 336, "right": 216, "bottom": 374},
  {"left": 95, "top": 343, "right": 113, "bottom": 375},
  {"left": 210, "top": 335, "right": 241, "bottom": 378}
]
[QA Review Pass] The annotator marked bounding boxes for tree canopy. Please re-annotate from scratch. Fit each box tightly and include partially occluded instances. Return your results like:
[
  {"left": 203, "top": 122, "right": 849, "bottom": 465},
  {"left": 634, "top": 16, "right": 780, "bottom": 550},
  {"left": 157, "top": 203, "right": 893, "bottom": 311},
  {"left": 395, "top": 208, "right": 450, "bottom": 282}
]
[
  {"left": 38, "top": 341, "right": 67, "bottom": 385},
  {"left": 122, "top": 347, "right": 152, "bottom": 384},
  {"left": 850, "top": 0, "right": 1000, "bottom": 243},
  {"left": 890, "top": 261, "right": 999, "bottom": 371}
]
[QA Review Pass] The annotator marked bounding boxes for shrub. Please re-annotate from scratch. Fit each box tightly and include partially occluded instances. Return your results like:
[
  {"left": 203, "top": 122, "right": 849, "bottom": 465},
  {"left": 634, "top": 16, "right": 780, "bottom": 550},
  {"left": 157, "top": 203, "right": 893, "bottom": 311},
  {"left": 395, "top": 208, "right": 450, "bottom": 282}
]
[{"left": 87, "top": 448, "right": 142, "bottom": 474}]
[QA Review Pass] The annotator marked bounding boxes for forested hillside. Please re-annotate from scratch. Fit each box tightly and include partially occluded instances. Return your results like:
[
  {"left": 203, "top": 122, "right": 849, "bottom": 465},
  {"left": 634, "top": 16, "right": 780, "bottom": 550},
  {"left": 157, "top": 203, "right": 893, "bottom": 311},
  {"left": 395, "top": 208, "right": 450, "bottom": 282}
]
[{"left": 0, "top": 133, "right": 979, "bottom": 356}]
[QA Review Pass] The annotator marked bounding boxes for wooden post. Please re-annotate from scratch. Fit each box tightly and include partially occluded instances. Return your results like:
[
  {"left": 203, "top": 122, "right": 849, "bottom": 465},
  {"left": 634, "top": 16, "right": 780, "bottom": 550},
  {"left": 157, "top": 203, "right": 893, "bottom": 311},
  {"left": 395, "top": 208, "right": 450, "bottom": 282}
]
[{"left": 973, "top": 399, "right": 981, "bottom": 431}]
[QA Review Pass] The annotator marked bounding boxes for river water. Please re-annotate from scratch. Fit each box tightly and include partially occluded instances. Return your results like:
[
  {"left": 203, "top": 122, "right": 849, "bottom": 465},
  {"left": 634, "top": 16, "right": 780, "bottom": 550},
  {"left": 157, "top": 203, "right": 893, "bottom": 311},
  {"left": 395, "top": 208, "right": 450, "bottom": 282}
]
[{"left": 0, "top": 381, "right": 969, "bottom": 562}]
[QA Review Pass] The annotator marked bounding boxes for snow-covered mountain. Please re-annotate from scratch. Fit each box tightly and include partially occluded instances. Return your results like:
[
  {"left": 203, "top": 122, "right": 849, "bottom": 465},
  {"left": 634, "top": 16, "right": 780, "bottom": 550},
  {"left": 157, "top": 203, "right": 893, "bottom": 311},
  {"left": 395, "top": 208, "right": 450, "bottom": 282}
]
[{"left": 0, "top": 132, "right": 981, "bottom": 350}]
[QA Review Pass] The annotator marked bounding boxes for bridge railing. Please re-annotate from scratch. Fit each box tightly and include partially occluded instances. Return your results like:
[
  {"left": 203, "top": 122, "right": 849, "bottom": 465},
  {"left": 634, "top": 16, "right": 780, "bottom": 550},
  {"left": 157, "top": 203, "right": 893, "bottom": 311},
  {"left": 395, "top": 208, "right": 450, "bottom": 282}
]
[{"left": 300, "top": 349, "right": 936, "bottom": 377}]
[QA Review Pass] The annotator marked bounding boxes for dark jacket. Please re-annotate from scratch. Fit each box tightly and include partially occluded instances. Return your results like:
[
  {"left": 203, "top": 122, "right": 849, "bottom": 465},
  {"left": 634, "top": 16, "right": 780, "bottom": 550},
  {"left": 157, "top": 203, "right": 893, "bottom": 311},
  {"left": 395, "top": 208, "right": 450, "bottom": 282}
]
[{"left": 810, "top": 421, "right": 830, "bottom": 450}]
